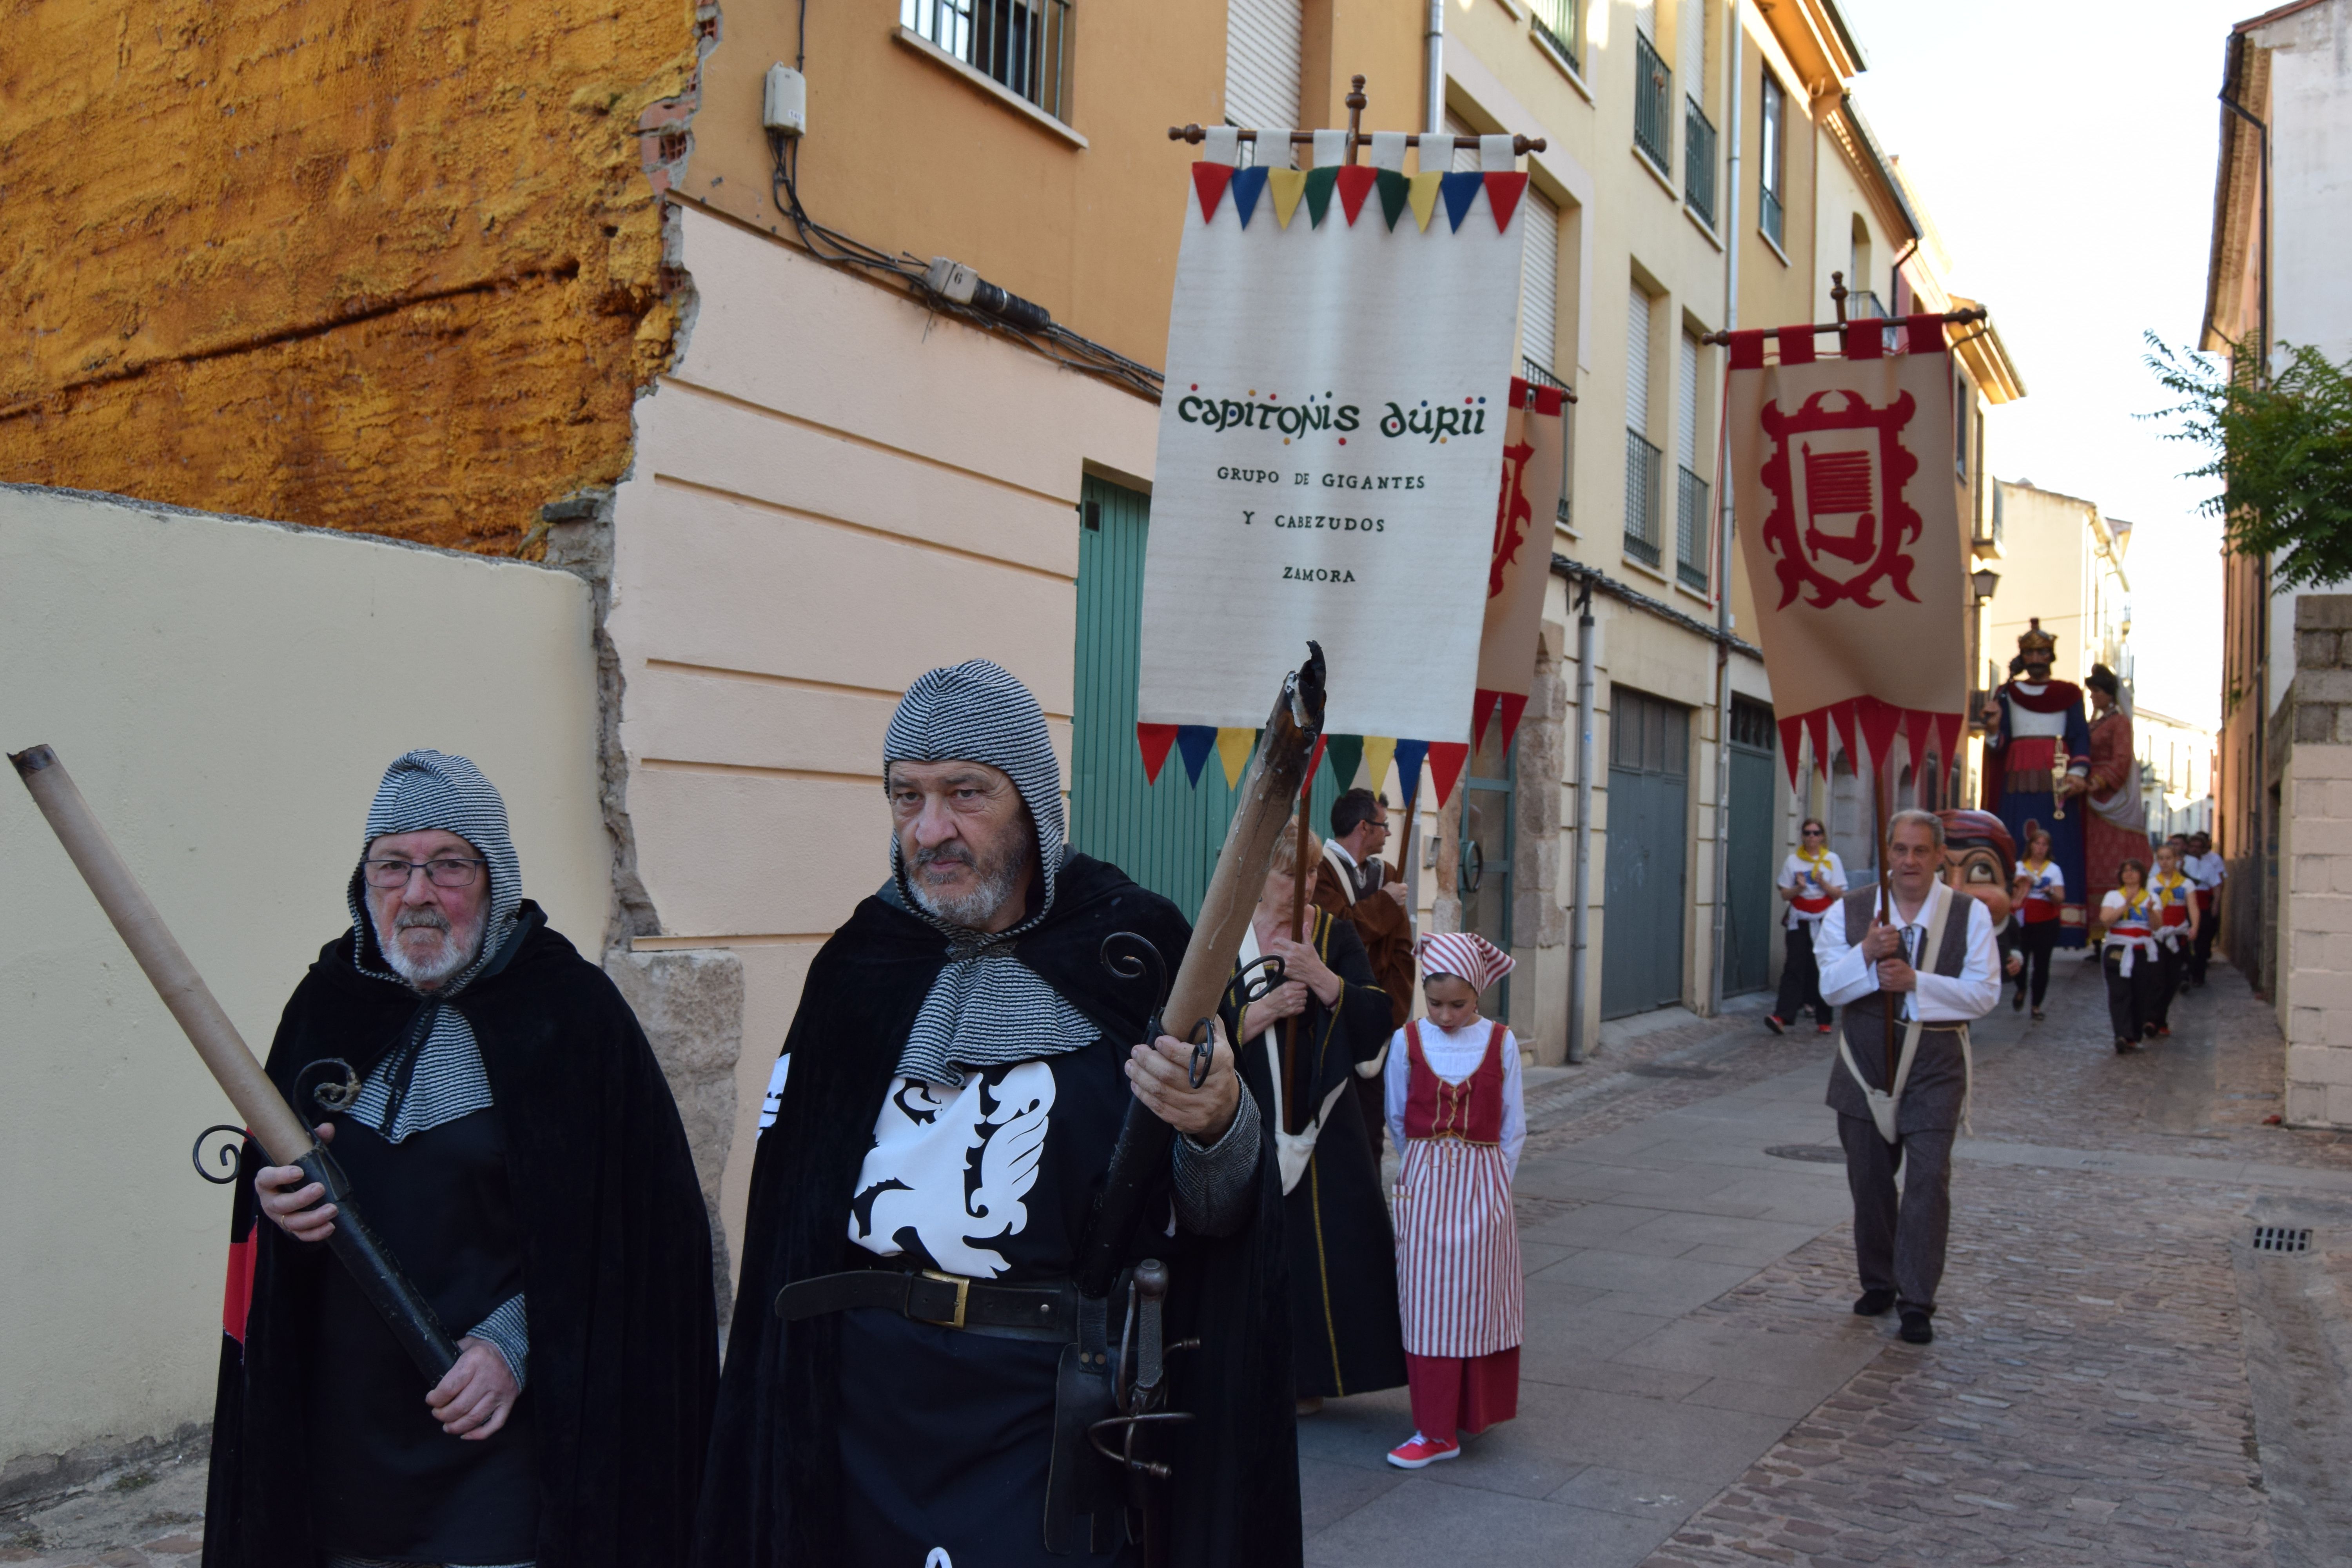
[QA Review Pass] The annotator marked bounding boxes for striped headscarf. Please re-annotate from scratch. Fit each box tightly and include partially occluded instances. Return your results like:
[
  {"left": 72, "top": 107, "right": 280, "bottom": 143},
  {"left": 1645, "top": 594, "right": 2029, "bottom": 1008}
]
[
  {"left": 883, "top": 661, "right": 1098, "bottom": 1089},
  {"left": 340, "top": 750, "right": 525, "bottom": 1141},
  {"left": 1417, "top": 931, "right": 1515, "bottom": 994}
]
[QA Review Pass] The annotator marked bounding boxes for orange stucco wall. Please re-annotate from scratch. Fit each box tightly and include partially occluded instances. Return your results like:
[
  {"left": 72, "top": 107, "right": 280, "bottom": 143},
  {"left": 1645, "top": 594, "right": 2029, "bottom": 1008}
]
[{"left": 0, "top": 0, "right": 702, "bottom": 552}]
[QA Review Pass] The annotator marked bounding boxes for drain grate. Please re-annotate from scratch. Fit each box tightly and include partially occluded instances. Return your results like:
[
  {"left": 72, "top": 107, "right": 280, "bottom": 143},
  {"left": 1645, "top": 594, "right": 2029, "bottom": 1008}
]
[
  {"left": 2253, "top": 1225, "right": 2314, "bottom": 1254},
  {"left": 1765, "top": 1144, "right": 1846, "bottom": 1164}
]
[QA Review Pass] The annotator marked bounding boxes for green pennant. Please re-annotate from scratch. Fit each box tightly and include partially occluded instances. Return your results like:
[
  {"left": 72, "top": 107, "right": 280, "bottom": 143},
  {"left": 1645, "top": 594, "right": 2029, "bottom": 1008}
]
[
  {"left": 1325, "top": 733, "right": 1367, "bottom": 796},
  {"left": 1303, "top": 166, "right": 1340, "bottom": 227},
  {"left": 1375, "top": 169, "right": 1412, "bottom": 230}
]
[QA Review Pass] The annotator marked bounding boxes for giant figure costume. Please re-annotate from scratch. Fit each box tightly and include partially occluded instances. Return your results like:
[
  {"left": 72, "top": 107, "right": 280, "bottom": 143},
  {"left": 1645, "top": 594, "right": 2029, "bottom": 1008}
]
[
  {"left": 205, "top": 751, "right": 718, "bottom": 1568},
  {"left": 698, "top": 662, "right": 1297, "bottom": 1568},
  {"left": 1980, "top": 620, "right": 2091, "bottom": 945},
  {"left": 2080, "top": 664, "right": 2147, "bottom": 920}
]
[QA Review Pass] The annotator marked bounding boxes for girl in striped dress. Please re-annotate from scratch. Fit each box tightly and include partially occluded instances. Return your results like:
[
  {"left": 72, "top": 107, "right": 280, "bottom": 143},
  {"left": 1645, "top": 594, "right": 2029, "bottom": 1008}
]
[{"left": 1382, "top": 933, "right": 1526, "bottom": 1469}]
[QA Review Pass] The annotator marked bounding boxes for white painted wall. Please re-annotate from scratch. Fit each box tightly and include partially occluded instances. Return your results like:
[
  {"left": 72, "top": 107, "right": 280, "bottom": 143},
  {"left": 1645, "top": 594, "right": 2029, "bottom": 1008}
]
[
  {"left": 0, "top": 486, "right": 607, "bottom": 1466},
  {"left": 610, "top": 208, "right": 1160, "bottom": 1269}
]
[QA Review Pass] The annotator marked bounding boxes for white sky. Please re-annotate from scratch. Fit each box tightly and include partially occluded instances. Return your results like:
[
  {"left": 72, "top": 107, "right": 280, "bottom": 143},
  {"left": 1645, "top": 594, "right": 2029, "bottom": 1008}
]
[{"left": 1835, "top": 0, "right": 2244, "bottom": 731}]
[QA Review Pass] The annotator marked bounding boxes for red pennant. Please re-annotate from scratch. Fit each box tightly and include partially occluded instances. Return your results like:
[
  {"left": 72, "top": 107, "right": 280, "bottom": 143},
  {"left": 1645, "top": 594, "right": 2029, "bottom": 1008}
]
[
  {"left": 1494, "top": 692, "right": 1530, "bottom": 753},
  {"left": 1844, "top": 318, "right": 1885, "bottom": 360},
  {"left": 1802, "top": 708, "right": 1833, "bottom": 779},
  {"left": 1729, "top": 329, "right": 1768, "bottom": 371},
  {"left": 1858, "top": 696, "right": 1902, "bottom": 777},
  {"left": 1426, "top": 742, "right": 1471, "bottom": 809},
  {"left": 1299, "top": 734, "right": 1328, "bottom": 799},
  {"left": 1335, "top": 165, "right": 1379, "bottom": 226},
  {"left": 1483, "top": 171, "right": 1527, "bottom": 232},
  {"left": 1904, "top": 314, "right": 1949, "bottom": 358},
  {"left": 1830, "top": 701, "right": 1864, "bottom": 777},
  {"left": 1780, "top": 328, "right": 1817, "bottom": 367},
  {"left": 1905, "top": 707, "right": 1930, "bottom": 776},
  {"left": 1779, "top": 715, "right": 1807, "bottom": 787},
  {"left": 1191, "top": 163, "right": 1235, "bottom": 221},
  {"left": 1933, "top": 711, "right": 1962, "bottom": 773},
  {"left": 1136, "top": 722, "right": 1179, "bottom": 785},
  {"left": 1470, "top": 688, "right": 1502, "bottom": 751}
]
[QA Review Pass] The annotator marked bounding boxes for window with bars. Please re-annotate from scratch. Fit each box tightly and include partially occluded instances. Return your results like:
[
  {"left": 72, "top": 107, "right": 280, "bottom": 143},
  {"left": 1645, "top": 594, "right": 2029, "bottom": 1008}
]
[
  {"left": 1759, "top": 72, "right": 1786, "bottom": 247},
  {"left": 1533, "top": 0, "right": 1581, "bottom": 71},
  {"left": 904, "top": 0, "right": 1073, "bottom": 121},
  {"left": 1634, "top": 29, "right": 1673, "bottom": 173}
]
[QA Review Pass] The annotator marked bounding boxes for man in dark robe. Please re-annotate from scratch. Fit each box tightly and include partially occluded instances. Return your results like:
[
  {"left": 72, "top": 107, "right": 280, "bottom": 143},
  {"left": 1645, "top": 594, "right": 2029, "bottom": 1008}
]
[
  {"left": 207, "top": 750, "right": 718, "bottom": 1568},
  {"left": 1980, "top": 621, "right": 2091, "bottom": 945},
  {"left": 697, "top": 661, "right": 1296, "bottom": 1568},
  {"left": 1816, "top": 810, "right": 2000, "bottom": 1348},
  {"left": 1310, "top": 788, "right": 1414, "bottom": 1156}
]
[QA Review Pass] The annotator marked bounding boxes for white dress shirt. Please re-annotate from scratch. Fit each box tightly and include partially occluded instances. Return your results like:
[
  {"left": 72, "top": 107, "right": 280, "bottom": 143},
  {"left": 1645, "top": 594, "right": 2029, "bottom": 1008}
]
[
  {"left": 1817, "top": 883, "right": 2002, "bottom": 1024},
  {"left": 1383, "top": 1020, "right": 1526, "bottom": 1178},
  {"left": 2188, "top": 851, "right": 2227, "bottom": 891}
]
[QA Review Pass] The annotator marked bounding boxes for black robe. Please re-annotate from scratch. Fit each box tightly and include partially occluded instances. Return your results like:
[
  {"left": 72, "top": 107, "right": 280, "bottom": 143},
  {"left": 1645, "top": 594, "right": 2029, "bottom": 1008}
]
[
  {"left": 1230, "top": 911, "right": 1408, "bottom": 1400},
  {"left": 203, "top": 904, "right": 718, "bottom": 1568},
  {"left": 694, "top": 853, "right": 1300, "bottom": 1568}
]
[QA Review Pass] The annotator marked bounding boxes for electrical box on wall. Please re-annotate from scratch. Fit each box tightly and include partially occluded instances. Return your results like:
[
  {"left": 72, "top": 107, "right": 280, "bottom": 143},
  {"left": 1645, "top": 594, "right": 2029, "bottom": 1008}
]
[{"left": 764, "top": 64, "right": 806, "bottom": 135}]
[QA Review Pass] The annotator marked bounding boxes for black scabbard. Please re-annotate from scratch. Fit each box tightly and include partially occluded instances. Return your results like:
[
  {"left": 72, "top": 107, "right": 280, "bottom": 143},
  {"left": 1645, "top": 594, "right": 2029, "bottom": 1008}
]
[{"left": 296, "top": 1144, "right": 463, "bottom": 1382}]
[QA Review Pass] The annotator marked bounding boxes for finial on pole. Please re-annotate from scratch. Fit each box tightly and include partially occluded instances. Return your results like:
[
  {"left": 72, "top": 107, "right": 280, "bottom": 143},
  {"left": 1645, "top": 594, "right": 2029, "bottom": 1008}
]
[
  {"left": 1830, "top": 271, "right": 1849, "bottom": 325},
  {"left": 1346, "top": 74, "right": 1368, "bottom": 164}
]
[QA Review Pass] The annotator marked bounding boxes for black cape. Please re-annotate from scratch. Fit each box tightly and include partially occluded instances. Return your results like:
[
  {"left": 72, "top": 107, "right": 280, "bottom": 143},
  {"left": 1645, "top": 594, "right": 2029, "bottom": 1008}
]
[
  {"left": 203, "top": 904, "right": 719, "bottom": 1568},
  {"left": 694, "top": 853, "right": 1301, "bottom": 1568},
  {"left": 1229, "top": 910, "right": 1407, "bottom": 1399}
]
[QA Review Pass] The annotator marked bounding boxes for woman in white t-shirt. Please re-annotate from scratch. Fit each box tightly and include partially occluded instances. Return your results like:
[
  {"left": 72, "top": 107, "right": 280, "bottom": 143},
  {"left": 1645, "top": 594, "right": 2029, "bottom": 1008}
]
[{"left": 1766, "top": 819, "right": 1846, "bottom": 1035}]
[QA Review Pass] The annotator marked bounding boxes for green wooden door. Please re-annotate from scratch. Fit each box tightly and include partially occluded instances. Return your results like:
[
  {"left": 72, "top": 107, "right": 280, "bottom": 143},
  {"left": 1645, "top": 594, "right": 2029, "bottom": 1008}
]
[
  {"left": 1458, "top": 721, "right": 1515, "bottom": 1016},
  {"left": 1722, "top": 697, "right": 1777, "bottom": 996},
  {"left": 1601, "top": 686, "right": 1690, "bottom": 1018}
]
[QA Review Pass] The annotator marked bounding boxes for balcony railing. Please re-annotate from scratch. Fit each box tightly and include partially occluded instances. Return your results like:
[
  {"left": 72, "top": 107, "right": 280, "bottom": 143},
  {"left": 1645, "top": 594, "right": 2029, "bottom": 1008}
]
[
  {"left": 1633, "top": 31, "right": 1673, "bottom": 173},
  {"left": 1624, "top": 429, "right": 1664, "bottom": 567},
  {"left": 1676, "top": 466, "right": 1711, "bottom": 591},
  {"left": 1846, "top": 289, "right": 1888, "bottom": 319},
  {"left": 903, "top": 0, "right": 1073, "bottom": 122},
  {"left": 1532, "top": 0, "right": 1579, "bottom": 71},
  {"left": 1683, "top": 98, "right": 1717, "bottom": 227},
  {"left": 1524, "top": 357, "right": 1576, "bottom": 527},
  {"left": 1760, "top": 185, "right": 1784, "bottom": 247}
]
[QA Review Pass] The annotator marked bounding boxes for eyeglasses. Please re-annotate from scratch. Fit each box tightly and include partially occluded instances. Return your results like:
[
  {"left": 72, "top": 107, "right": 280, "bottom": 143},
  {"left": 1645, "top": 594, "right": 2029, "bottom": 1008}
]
[
  {"left": 1801, "top": 827, "right": 1824, "bottom": 837},
  {"left": 363, "top": 857, "right": 487, "bottom": 889}
]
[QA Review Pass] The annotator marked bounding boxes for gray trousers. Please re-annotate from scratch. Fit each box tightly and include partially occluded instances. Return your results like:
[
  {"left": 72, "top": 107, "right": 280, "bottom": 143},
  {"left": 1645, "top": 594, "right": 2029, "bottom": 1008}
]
[{"left": 1837, "top": 1113, "right": 1954, "bottom": 1313}]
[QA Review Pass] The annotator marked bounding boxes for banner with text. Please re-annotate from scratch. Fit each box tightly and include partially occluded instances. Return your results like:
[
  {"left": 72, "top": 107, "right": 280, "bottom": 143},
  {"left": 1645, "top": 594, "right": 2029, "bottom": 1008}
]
[
  {"left": 1726, "top": 318, "right": 1971, "bottom": 784},
  {"left": 1138, "top": 144, "right": 1528, "bottom": 756}
]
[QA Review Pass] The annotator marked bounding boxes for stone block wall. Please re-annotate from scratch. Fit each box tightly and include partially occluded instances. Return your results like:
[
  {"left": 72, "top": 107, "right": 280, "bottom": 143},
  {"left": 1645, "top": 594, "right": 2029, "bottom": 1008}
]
[{"left": 2279, "top": 596, "right": 2352, "bottom": 1126}]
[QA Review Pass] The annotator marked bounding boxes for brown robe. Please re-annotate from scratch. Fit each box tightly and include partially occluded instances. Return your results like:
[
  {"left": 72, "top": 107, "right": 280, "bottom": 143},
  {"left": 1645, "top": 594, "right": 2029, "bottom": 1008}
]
[{"left": 1313, "top": 852, "right": 1415, "bottom": 1153}]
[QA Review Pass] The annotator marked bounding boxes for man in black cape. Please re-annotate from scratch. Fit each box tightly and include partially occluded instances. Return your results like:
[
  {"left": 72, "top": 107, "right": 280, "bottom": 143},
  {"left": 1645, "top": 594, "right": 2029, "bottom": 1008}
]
[
  {"left": 207, "top": 749, "right": 718, "bottom": 1568},
  {"left": 696, "top": 660, "right": 1298, "bottom": 1567}
]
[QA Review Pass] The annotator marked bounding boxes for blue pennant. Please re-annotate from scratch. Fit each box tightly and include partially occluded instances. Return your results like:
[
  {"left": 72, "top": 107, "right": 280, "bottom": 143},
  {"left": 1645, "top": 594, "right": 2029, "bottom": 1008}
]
[
  {"left": 1229, "top": 166, "right": 1269, "bottom": 228},
  {"left": 1392, "top": 738, "right": 1433, "bottom": 808},
  {"left": 1174, "top": 726, "right": 1218, "bottom": 787},
  {"left": 1439, "top": 172, "right": 1485, "bottom": 232}
]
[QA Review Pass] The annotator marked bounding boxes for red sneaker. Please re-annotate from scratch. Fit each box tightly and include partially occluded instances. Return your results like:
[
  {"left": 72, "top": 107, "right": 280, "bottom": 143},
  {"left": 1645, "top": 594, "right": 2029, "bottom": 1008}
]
[
  {"left": 1386, "top": 1432, "right": 1461, "bottom": 1469},
  {"left": 1818, "top": 1023, "right": 1833, "bottom": 1034},
  {"left": 1763, "top": 1014, "right": 1788, "bottom": 1035}
]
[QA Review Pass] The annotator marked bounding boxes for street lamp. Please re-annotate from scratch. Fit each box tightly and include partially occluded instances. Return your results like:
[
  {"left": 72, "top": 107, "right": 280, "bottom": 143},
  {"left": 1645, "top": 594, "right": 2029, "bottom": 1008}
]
[{"left": 1971, "top": 568, "right": 2001, "bottom": 602}]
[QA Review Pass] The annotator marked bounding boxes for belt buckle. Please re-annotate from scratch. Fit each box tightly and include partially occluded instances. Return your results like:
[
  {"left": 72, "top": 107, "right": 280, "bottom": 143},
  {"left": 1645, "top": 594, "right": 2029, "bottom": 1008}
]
[{"left": 918, "top": 1270, "right": 970, "bottom": 1330}]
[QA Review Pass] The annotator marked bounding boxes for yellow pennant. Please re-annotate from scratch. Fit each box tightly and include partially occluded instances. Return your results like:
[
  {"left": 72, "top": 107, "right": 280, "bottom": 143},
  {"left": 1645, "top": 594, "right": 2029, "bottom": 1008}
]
[
  {"left": 1406, "top": 172, "right": 1445, "bottom": 232},
  {"left": 1359, "top": 737, "right": 1398, "bottom": 801},
  {"left": 1216, "top": 728, "right": 1257, "bottom": 789},
  {"left": 1268, "top": 169, "right": 1309, "bottom": 230}
]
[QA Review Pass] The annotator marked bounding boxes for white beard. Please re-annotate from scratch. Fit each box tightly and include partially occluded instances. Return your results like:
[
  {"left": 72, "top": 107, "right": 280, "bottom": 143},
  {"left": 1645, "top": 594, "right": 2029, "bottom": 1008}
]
[
  {"left": 373, "top": 908, "right": 485, "bottom": 990},
  {"left": 907, "top": 841, "right": 1031, "bottom": 930}
]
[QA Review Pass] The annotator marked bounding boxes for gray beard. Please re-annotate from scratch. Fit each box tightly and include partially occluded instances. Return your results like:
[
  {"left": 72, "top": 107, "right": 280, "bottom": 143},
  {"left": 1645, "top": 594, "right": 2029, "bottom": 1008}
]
[
  {"left": 907, "top": 840, "right": 1032, "bottom": 931},
  {"left": 373, "top": 909, "right": 486, "bottom": 991}
]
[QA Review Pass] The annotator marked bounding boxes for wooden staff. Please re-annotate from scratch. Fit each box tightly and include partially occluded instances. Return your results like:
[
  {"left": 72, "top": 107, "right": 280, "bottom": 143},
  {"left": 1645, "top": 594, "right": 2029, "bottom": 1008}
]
[
  {"left": 10, "top": 744, "right": 461, "bottom": 1381},
  {"left": 1282, "top": 790, "right": 1313, "bottom": 1134},
  {"left": 1875, "top": 749, "right": 1896, "bottom": 1084}
]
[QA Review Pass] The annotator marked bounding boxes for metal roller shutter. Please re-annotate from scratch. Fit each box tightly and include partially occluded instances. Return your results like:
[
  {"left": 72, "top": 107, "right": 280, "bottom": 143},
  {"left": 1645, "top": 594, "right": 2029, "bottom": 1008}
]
[
  {"left": 1677, "top": 329, "right": 1700, "bottom": 470},
  {"left": 1626, "top": 285, "right": 1652, "bottom": 433},
  {"left": 1225, "top": 0, "right": 1302, "bottom": 136},
  {"left": 1521, "top": 189, "right": 1560, "bottom": 373}
]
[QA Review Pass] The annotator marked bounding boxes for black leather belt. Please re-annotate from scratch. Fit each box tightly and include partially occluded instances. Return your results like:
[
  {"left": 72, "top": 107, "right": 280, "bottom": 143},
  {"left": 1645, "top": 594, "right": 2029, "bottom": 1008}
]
[{"left": 776, "top": 1268, "right": 1081, "bottom": 1339}]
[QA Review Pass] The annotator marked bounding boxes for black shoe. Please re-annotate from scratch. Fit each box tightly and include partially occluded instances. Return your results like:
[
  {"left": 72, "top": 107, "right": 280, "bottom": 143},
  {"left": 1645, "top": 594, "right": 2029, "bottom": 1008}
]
[
  {"left": 1853, "top": 1288, "right": 1896, "bottom": 1317},
  {"left": 1898, "top": 1308, "right": 1934, "bottom": 1344},
  {"left": 2116, "top": 1038, "right": 2140, "bottom": 1054},
  {"left": 1764, "top": 1014, "right": 1788, "bottom": 1035},
  {"left": 2013, "top": 987, "right": 2026, "bottom": 1012}
]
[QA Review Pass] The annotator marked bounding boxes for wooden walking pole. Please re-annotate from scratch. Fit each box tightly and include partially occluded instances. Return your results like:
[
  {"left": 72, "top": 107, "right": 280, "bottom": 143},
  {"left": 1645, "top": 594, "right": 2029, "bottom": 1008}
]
[
  {"left": 1875, "top": 750, "right": 1896, "bottom": 1083},
  {"left": 1281, "top": 769, "right": 1315, "bottom": 1134},
  {"left": 10, "top": 744, "right": 461, "bottom": 1381}
]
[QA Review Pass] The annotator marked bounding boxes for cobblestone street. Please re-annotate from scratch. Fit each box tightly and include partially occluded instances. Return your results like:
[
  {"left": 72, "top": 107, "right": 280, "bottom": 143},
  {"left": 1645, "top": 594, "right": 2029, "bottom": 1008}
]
[{"left": 8, "top": 955, "right": 2349, "bottom": 1567}]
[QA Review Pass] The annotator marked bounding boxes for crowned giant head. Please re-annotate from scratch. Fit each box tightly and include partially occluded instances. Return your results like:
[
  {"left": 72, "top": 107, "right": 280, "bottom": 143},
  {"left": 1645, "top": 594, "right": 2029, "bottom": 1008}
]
[
  {"left": 882, "top": 661, "right": 1066, "bottom": 936},
  {"left": 349, "top": 750, "right": 523, "bottom": 995}
]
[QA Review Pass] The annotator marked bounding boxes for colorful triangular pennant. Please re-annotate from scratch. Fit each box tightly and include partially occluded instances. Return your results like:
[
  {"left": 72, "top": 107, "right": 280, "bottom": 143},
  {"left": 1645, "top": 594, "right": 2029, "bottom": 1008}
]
[
  {"left": 1174, "top": 725, "right": 1217, "bottom": 787},
  {"left": 1325, "top": 734, "right": 1365, "bottom": 796},
  {"left": 1216, "top": 727, "right": 1256, "bottom": 789},
  {"left": 1778, "top": 715, "right": 1807, "bottom": 788},
  {"left": 1360, "top": 736, "right": 1398, "bottom": 800},
  {"left": 1439, "top": 171, "right": 1484, "bottom": 231},
  {"left": 1191, "top": 163, "right": 1234, "bottom": 222},
  {"left": 1267, "top": 168, "right": 1308, "bottom": 229},
  {"left": 1376, "top": 169, "right": 1411, "bottom": 230},
  {"left": 1830, "top": 701, "right": 1864, "bottom": 779},
  {"left": 1229, "top": 165, "right": 1268, "bottom": 227},
  {"left": 1802, "top": 708, "right": 1833, "bottom": 780},
  {"left": 1858, "top": 696, "right": 1902, "bottom": 778},
  {"left": 1933, "top": 711, "right": 1962, "bottom": 775},
  {"left": 1335, "top": 165, "right": 1378, "bottom": 226},
  {"left": 1494, "top": 693, "right": 1530, "bottom": 753},
  {"left": 1303, "top": 166, "right": 1340, "bottom": 227},
  {"left": 1394, "top": 739, "right": 1432, "bottom": 810},
  {"left": 1470, "top": 688, "right": 1503, "bottom": 751},
  {"left": 1137, "top": 722, "right": 1178, "bottom": 785},
  {"left": 1482, "top": 171, "right": 1527, "bottom": 232},
  {"left": 1406, "top": 171, "right": 1444, "bottom": 231},
  {"left": 1426, "top": 742, "right": 1471, "bottom": 809}
]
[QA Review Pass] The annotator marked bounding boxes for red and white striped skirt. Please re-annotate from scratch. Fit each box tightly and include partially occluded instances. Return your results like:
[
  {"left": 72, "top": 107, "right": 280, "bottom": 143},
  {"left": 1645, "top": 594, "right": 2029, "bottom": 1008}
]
[{"left": 1394, "top": 1137, "right": 1522, "bottom": 1358}]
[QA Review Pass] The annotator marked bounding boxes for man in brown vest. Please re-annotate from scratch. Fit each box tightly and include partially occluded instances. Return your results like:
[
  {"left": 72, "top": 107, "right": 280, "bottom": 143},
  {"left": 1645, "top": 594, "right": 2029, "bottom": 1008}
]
[
  {"left": 1312, "top": 788, "right": 1415, "bottom": 1154},
  {"left": 1815, "top": 810, "right": 2001, "bottom": 1345}
]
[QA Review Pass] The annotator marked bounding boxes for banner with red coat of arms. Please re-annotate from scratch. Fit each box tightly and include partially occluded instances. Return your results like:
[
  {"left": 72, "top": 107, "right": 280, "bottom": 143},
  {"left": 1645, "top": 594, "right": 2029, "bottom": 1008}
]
[
  {"left": 1471, "top": 376, "right": 1568, "bottom": 755},
  {"left": 1726, "top": 317, "right": 1970, "bottom": 784}
]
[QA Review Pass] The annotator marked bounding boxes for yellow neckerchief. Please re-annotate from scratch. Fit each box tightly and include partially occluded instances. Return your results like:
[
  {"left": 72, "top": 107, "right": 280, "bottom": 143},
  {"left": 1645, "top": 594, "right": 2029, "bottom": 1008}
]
[
  {"left": 2021, "top": 855, "right": 2053, "bottom": 891},
  {"left": 1795, "top": 842, "right": 1833, "bottom": 871},
  {"left": 2114, "top": 886, "right": 2154, "bottom": 923},
  {"left": 2154, "top": 868, "right": 2190, "bottom": 903}
]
